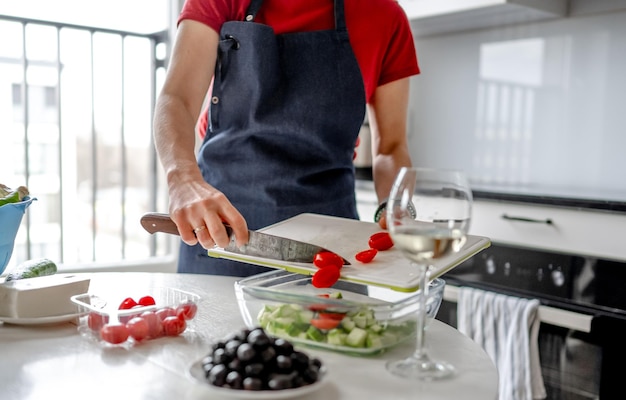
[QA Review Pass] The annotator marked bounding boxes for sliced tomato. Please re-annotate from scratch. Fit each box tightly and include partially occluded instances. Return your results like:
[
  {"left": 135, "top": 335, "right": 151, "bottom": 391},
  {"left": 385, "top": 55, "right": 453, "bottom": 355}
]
[
  {"left": 318, "top": 312, "right": 346, "bottom": 321},
  {"left": 368, "top": 232, "right": 394, "bottom": 251},
  {"left": 310, "top": 318, "right": 341, "bottom": 330},
  {"left": 118, "top": 297, "right": 138, "bottom": 310},
  {"left": 313, "top": 251, "right": 344, "bottom": 269},
  {"left": 138, "top": 295, "right": 156, "bottom": 306},
  {"left": 355, "top": 248, "right": 378, "bottom": 263},
  {"left": 311, "top": 265, "right": 341, "bottom": 288}
]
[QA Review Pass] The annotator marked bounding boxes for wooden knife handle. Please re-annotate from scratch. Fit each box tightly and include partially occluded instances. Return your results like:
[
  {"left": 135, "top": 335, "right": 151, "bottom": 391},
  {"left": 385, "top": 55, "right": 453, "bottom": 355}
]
[
  {"left": 140, "top": 212, "right": 235, "bottom": 238},
  {"left": 140, "top": 212, "right": 180, "bottom": 235}
]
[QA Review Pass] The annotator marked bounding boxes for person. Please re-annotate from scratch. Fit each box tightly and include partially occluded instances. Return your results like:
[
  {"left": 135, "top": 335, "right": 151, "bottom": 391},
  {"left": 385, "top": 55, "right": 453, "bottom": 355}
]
[{"left": 153, "top": 0, "right": 420, "bottom": 275}]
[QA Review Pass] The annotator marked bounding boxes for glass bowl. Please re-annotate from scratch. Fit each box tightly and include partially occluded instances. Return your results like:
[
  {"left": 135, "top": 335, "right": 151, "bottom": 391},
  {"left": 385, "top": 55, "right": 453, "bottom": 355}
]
[{"left": 234, "top": 270, "right": 445, "bottom": 356}]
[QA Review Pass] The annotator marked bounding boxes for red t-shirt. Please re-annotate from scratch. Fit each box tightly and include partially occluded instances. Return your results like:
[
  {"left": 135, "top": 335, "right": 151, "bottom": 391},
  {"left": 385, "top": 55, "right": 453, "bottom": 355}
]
[{"left": 178, "top": 0, "right": 420, "bottom": 136}]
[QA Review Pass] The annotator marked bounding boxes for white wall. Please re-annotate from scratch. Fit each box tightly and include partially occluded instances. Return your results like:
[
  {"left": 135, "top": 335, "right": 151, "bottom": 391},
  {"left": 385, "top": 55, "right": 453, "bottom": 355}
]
[{"left": 407, "top": 8, "right": 626, "bottom": 203}]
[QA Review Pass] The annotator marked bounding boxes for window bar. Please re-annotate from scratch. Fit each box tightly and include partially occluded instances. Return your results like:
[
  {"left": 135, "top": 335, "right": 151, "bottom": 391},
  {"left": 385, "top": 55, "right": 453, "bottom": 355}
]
[
  {"left": 56, "top": 25, "right": 64, "bottom": 262},
  {"left": 120, "top": 35, "right": 128, "bottom": 259},
  {"left": 20, "top": 21, "right": 32, "bottom": 260},
  {"left": 90, "top": 30, "right": 97, "bottom": 262}
]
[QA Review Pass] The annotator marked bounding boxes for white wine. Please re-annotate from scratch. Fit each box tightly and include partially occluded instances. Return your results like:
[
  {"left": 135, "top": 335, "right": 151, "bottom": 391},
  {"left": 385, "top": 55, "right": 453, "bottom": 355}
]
[{"left": 391, "top": 227, "right": 466, "bottom": 263}]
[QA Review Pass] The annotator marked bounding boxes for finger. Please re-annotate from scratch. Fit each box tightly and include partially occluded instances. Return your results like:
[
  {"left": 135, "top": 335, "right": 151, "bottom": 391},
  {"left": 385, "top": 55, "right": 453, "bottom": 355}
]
[
  {"left": 194, "top": 225, "right": 216, "bottom": 249},
  {"left": 205, "top": 218, "right": 231, "bottom": 249}
]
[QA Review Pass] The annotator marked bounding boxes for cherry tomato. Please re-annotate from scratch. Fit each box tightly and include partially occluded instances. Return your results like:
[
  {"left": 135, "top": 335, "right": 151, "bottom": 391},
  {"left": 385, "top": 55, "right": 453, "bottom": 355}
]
[
  {"left": 100, "top": 323, "right": 130, "bottom": 344},
  {"left": 138, "top": 295, "right": 156, "bottom": 306},
  {"left": 313, "top": 251, "right": 344, "bottom": 269},
  {"left": 355, "top": 248, "right": 378, "bottom": 263},
  {"left": 318, "top": 312, "right": 346, "bottom": 321},
  {"left": 368, "top": 232, "right": 394, "bottom": 251},
  {"left": 176, "top": 301, "right": 198, "bottom": 320},
  {"left": 310, "top": 318, "right": 341, "bottom": 330},
  {"left": 155, "top": 307, "right": 176, "bottom": 321},
  {"left": 87, "top": 312, "right": 108, "bottom": 332},
  {"left": 126, "top": 316, "right": 150, "bottom": 342},
  {"left": 311, "top": 265, "right": 341, "bottom": 288},
  {"left": 163, "top": 315, "right": 186, "bottom": 336},
  {"left": 118, "top": 297, "right": 137, "bottom": 310},
  {"left": 140, "top": 311, "right": 164, "bottom": 338}
]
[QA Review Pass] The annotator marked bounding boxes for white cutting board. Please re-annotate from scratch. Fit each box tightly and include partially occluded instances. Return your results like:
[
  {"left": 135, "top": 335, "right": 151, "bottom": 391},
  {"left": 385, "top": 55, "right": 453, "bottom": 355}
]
[{"left": 208, "top": 213, "right": 490, "bottom": 292}]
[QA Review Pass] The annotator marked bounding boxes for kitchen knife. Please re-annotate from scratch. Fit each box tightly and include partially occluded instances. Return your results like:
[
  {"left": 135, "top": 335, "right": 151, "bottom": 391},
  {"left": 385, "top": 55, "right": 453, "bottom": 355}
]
[{"left": 140, "top": 212, "right": 350, "bottom": 265}]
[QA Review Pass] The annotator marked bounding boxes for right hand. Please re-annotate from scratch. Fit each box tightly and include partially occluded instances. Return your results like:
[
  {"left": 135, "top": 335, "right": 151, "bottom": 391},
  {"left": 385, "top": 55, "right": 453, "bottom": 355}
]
[{"left": 168, "top": 179, "right": 249, "bottom": 250}]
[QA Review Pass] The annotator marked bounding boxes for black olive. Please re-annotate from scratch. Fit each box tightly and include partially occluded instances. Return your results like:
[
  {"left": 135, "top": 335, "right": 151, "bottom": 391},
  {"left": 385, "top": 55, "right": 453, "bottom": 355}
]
[
  {"left": 290, "top": 351, "right": 310, "bottom": 371},
  {"left": 243, "top": 377, "right": 263, "bottom": 391},
  {"left": 208, "top": 363, "right": 229, "bottom": 387},
  {"left": 260, "top": 345, "right": 276, "bottom": 363},
  {"left": 276, "top": 354, "right": 292, "bottom": 371},
  {"left": 202, "top": 362, "right": 214, "bottom": 377},
  {"left": 212, "top": 347, "right": 231, "bottom": 365},
  {"left": 224, "top": 339, "right": 241, "bottom": 357},
  {"left": 228, "top": 357, "right": 244, "bottom": 373},
  {"left": 268, "top": 374, "right": 294, "bottom": 390},
  {"left": 236, "top": 342, "right": 256, "bottom": 362},
  {"left": 302, "top": 366, "right": 319, "bottom": 384},
  {"left": 226, "top": 371, "right": 243, "bottom": 389},
  {"left": 247, "top": 328, "right": 271, "bottom": 348},
  {"left": 244, "top": 362, "right": 265, "bottom": 377},
  {"left": 273, "top": 338, "right": 294, "bottom": 355}
]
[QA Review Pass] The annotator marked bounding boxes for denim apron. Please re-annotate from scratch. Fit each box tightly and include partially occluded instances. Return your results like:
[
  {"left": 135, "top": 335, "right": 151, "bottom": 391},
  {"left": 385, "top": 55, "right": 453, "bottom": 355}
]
[{"left": 178, "top": 0, "right": 366, "bottom": 275}]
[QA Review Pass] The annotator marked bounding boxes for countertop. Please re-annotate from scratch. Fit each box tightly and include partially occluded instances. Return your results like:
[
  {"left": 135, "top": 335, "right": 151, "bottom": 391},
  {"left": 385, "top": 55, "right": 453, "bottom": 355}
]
[{"left": 0, "top": 272, "right": 498, "bottom": 400}]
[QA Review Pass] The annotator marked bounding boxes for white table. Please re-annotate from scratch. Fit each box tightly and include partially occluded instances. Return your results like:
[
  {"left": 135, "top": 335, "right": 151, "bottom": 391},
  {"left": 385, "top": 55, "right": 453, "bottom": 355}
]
[{"left": 0, "top": 272, "right": 498, "bottom": 400}]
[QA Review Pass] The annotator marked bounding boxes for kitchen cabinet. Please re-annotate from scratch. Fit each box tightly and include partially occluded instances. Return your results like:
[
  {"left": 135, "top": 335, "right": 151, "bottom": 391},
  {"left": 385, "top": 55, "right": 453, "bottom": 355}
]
[
  {"left": 399, "top": 0, "right": 567, "bottom": 37},
  {"left": 469, "top": 199, "right": 626, "bottom": 262}
]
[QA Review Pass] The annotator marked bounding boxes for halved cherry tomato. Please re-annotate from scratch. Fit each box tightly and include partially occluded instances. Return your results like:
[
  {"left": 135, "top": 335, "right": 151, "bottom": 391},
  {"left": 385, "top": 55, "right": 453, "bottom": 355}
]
[
  {"left": 313, "top": 251, "right": 344, "bottom": 269},
  {"left": 368, "top": 232, "right": 394, "bottom": 251},
  {"left": 138, "top": 295, "right": 156, "bottom": 306},
  {"left": 312, "top": 265, "right": 341, "bottom": 288},
  {"left": 355, "top": 248, "right": 378, "bottom": 263},
  {"left": 310, "top": 318, "right": 341, "bottom": 330},
  {"left": 118, "top": 297, "right": 138, "bottom": 310}
]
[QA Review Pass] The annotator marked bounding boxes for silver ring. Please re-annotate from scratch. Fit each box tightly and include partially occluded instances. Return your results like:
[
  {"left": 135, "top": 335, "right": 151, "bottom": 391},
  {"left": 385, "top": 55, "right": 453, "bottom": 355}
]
[{"left": 193, "top": 226, "right": 207, "bottom": 234}]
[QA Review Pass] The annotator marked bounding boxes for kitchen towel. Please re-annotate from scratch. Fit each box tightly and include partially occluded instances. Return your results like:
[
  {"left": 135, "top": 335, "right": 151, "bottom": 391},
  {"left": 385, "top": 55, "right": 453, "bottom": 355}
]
[{"left": 457, "top": 287, "right": 546, "bottom": 400}]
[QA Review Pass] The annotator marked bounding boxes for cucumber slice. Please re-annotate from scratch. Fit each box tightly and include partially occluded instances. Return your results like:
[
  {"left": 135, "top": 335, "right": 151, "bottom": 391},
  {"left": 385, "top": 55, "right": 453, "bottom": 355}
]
[{"left": 345, "top": 327, "right": 368, "bottom": 347}]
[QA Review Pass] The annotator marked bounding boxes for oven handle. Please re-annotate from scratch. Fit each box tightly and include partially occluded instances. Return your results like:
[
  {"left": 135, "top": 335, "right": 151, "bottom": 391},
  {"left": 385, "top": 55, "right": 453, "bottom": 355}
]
[
  {"left": 444, "top": 284, "right": 593, "bottom": 333},
  {"left": 501, "top": 214, "right": 553, "bottom": 225}
]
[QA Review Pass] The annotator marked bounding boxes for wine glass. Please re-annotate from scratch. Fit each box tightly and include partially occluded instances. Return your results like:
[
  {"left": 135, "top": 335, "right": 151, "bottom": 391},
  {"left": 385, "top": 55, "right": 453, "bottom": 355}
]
[{"left": 385, "top": 167, "right": 472, "bottom": 380}]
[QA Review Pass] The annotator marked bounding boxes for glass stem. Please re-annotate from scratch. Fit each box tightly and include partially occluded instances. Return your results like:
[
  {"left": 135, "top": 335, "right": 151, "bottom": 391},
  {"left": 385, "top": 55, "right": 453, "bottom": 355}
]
[{"left": 414, "top": 263, "right": 430, "bottom": 361}]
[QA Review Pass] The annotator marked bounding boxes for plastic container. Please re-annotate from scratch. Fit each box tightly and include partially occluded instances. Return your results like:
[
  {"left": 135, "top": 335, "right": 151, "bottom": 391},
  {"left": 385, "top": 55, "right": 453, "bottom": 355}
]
[
  {"left": 71, "top": 287, "right": 201, "bottom": 347},
  {"left": 0, "top": 197, "right": 35, "bottom": 274},
  {"left": 235, "top": 270, "right": 445, "bottom": 356}
]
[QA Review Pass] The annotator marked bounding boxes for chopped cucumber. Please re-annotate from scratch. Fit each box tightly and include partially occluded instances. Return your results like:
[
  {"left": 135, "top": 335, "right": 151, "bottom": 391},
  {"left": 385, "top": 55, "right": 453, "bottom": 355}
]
[
  {"left": 256, "top": 299, "right": 415, "bottom": 351},
  {"left": 345, "top": 327, "right": 368, "bottom": 347}
]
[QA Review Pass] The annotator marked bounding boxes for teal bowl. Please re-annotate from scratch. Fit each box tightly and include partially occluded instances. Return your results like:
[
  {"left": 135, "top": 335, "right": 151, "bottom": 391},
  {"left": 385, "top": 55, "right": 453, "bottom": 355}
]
[{"left": 0, "top": 197, "right": 35, "bottom": 274}]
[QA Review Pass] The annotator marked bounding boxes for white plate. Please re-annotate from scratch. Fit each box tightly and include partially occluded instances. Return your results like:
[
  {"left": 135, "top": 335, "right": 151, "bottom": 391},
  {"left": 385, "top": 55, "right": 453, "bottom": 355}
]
[
  {"left": 0, "top": 312, "right": 80, "bottom": 326},
  {"left": 188, "top": 359, "right": 328, "bottom": 399}
]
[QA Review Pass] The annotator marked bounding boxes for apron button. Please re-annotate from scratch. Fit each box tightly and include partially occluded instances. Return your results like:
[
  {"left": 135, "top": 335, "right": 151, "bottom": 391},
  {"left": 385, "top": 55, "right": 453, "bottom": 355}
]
[
  {"left": 211, "top": 96, "right": 219, "bottom": 104},
  {"left": 245, "top": 14, "right": 253, "bottom": 22}
]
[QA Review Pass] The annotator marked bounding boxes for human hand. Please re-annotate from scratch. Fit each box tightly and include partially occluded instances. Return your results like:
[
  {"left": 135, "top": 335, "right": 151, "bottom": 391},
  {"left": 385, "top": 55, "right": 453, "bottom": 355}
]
[{"left": 168, "top": 179, "right": 248, "bottom": 250}]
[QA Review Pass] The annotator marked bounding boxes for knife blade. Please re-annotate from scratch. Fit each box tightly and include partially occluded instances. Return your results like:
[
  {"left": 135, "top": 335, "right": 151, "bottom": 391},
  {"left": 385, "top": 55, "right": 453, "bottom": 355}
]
[{"left": 140, "top": 212, "right": 350, "bottom": 265}]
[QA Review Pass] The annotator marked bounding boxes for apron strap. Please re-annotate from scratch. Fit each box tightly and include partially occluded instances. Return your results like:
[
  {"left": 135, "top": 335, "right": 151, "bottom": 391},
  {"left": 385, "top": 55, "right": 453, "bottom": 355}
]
[{"left": 244, "top": 0, "right": 347, "bottom": 32}]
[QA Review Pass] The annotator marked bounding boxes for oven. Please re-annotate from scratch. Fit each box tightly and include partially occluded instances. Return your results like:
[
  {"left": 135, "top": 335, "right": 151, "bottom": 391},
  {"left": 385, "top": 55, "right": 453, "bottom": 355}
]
[{"left": 437, "top": 243, "right": 626, "bottom": 400}]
